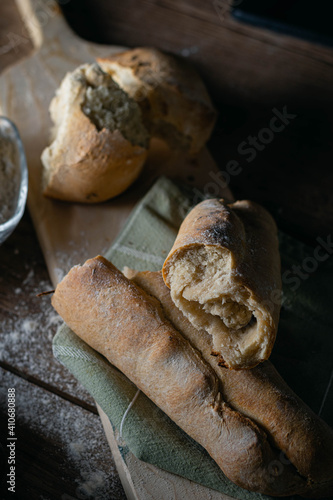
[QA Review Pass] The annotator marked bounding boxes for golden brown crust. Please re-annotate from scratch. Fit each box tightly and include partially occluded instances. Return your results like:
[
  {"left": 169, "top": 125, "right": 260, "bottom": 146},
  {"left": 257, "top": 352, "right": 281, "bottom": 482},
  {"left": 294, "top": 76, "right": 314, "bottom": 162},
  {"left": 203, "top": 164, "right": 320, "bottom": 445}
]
[
  {"left": 52, "top": 256, "right": 307, "bottom": 496},
  {"left": 126, "top": 268, "right": 333, "bottom": 498},
  {"left": 43, "top": 125, "right": 147, "bottom": 203},
  {"left": 162, "top": 198, "right": 282, "bottom": 369},
  {"left": 221, "top": 362, "right": 333, "bottom": 490},
  {"left": 98, "top": 47, "right": 217, "bottom": 154},
  {"left": 41, "top": 64, "right": 148, "bottom": 203}
]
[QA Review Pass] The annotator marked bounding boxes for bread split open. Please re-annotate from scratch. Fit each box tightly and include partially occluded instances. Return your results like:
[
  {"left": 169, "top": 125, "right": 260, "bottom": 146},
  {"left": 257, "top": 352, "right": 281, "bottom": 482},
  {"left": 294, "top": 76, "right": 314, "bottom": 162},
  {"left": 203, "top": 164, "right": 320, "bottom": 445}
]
[
  {"left": 163, "top": 198, "right": 282, "bottom": 369},
  {"left": 98, "top": 47, "right": 217, "bottom": 154},
  {"left": 41, "top": 63, "right": 149, "bottom": 203}
]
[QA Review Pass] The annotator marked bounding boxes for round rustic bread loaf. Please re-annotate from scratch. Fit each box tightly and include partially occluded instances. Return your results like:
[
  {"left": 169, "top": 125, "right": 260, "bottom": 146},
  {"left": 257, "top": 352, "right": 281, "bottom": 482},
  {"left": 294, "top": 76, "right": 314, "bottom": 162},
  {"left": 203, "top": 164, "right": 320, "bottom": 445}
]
[{"left": 41, "top": 63, "right": 149, "bottom": 203}]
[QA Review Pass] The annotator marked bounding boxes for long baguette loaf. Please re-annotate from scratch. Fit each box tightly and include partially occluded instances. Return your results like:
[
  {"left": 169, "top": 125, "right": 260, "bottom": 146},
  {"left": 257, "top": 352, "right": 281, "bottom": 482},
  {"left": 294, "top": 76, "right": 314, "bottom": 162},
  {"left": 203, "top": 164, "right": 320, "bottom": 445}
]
[
  {"left": 162, "top": 198, "right": 282, "bottom": 369},
  {"left": 52, "top": 256, "right": 310, "bottom": 496},
  {"left": 125, "top": 268, "right": 333, "bottom": 498}
]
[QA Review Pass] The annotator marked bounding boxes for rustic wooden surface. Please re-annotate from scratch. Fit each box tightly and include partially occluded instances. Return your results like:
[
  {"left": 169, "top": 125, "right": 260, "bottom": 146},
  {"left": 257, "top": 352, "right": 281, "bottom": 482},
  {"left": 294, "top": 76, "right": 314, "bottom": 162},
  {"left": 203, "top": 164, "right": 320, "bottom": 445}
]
[
  {"left": 0, "top": 1, "right": 332, "bottom": 499},
  {"left": 0, "top": 367, "right": 126, "bottom": 499}
]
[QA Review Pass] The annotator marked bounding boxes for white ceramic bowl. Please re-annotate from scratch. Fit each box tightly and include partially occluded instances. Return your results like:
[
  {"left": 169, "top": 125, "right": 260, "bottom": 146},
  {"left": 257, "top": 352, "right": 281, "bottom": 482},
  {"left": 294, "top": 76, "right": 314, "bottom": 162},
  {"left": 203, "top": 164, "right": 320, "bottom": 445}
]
[{"left": 0, "top": 117, "right": 28, "bottom": 245}]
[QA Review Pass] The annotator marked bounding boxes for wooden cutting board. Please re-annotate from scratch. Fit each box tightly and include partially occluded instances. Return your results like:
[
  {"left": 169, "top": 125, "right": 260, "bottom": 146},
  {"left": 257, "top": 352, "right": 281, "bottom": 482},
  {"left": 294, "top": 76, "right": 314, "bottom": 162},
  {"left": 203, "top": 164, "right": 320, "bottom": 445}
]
[{"left": 0, "top": 1, "right": 233, "bottom": 498}]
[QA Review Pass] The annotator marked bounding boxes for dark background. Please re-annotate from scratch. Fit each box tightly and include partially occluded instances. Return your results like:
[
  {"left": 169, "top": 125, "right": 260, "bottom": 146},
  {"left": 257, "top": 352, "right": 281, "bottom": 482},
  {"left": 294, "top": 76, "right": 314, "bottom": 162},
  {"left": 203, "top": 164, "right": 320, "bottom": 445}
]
[{"left": 58, "top": 0, "right": 333, "bottom": 246}]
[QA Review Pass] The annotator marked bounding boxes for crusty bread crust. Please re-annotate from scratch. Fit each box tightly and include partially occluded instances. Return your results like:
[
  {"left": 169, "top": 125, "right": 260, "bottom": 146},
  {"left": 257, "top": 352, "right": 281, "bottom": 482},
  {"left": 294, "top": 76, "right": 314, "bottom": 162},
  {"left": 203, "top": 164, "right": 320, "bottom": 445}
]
[
  {"left": 41, "top": 64, "right": 148, "bottom": 203},
  {"left": 127, "top": 268, "right": 333, "bottom": 498},
  {"left": 52, "top": 256, "right": 311, "bottom": 496},
  {"left": 162, "top": 198, "right": 282, "bottom": 369},
  {"left": 98, "top": 47, "right": 217, "bottom": 154}
]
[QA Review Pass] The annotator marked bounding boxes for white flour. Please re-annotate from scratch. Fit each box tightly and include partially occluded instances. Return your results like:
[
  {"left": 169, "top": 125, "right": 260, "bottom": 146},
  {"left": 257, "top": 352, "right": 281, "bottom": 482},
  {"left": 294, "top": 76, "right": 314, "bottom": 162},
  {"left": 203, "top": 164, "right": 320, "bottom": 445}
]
[{"left": 0, "top": 131, "right": 20, "bottom": 224}]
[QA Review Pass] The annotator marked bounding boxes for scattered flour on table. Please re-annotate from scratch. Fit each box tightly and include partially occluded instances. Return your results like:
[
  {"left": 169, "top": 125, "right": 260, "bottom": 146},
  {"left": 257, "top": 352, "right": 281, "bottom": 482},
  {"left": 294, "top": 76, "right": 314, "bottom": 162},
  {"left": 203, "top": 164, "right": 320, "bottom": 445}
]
[
  {"left": 0, "top": 131, "right": 20, "bottom": 224},
  {"left": 0, "top": 251, "right": 97, "bottom": 402},
  {"left": 0, "top": 266, "right": 62, "bottom": 368},
  {"left": 0, "top": 370, "right": 125, "bottom": 500},
  {"left": 22, "top": 268, "right": 34, "bottom": 285}
]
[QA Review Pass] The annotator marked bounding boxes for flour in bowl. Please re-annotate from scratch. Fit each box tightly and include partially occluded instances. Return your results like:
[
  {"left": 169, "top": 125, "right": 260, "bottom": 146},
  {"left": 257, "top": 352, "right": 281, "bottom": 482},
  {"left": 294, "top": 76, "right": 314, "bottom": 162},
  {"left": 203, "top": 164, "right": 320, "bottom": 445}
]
[{"left": 0, "top": 132, "right": 20, "bottom": 224}]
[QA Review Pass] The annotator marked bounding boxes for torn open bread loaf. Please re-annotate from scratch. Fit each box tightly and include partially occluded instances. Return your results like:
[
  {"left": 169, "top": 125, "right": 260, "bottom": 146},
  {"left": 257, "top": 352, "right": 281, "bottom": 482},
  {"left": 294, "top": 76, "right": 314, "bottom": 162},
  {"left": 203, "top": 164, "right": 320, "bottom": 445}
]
[
  {"left": 52, "top": 256, "right": 310, "bottom": 497},
  {"left": 162, "top": 198, "right": 281, "bottom": 369},
  {"left": 125, "top": 268, "right": 333, "bottom": 498},
  {"left": 98, "top": 47, "right": 217, "bottom": 154},
  {"left": 41, "top": 63, "right": 149, "bottom": 203}
]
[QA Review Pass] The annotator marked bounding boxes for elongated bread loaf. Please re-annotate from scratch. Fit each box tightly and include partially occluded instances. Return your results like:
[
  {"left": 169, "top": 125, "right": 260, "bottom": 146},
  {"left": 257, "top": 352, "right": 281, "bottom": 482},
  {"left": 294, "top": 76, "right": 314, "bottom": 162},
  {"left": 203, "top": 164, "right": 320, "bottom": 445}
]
[
  {"left": 125, "top": 268, "right": 333, "bottom": 498},
  {"left": 162, "top": 198, "right": 281, "bottom": 369},
  {"left": 52, "top": 256, "right": 310, "bottom": 496}
]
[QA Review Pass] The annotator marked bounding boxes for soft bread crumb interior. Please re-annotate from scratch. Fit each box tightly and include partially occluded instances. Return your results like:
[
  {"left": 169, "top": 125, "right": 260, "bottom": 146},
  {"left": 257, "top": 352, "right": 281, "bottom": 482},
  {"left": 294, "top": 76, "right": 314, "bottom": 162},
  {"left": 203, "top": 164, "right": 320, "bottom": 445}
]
[
  {"left": 167, "top": 246, "right": 263, "bottom": 366},
  {"left": 203, "top": 299, "right": 252, "bottom": 329},
  {"left": 80, "top": 64, "right": 149, "bottom": 148},
  {"left": 98, "top": 60, "right": 193, "bottom": 151}
]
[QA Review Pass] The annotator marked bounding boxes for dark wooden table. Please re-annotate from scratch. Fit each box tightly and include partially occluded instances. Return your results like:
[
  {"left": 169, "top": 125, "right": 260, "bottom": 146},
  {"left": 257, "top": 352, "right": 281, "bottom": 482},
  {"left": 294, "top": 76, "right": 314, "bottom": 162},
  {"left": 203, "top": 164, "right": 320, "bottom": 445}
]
[{"left": 0, "top": 1, "right": 332, "bottom": 499}]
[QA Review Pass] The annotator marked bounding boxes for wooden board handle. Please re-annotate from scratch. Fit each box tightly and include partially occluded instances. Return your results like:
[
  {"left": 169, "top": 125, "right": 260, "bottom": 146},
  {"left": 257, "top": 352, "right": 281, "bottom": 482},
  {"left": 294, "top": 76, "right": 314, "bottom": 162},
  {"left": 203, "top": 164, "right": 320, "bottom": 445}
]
[{"left": 15, "top": 0, "right": 77, "bottom": 49}]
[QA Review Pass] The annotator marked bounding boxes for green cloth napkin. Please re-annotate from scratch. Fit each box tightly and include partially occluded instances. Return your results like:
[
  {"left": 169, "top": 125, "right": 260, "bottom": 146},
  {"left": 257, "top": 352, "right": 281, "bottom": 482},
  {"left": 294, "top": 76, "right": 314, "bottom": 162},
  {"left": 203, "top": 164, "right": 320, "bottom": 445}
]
[{"left": 53, "top": 177, "right": 333, "bottom": 500}]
